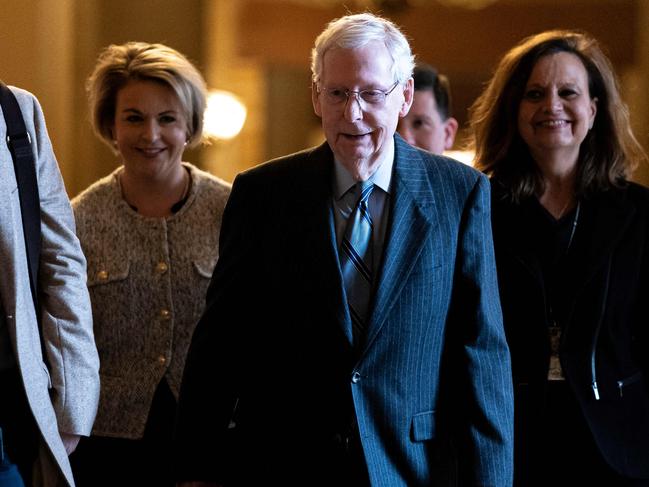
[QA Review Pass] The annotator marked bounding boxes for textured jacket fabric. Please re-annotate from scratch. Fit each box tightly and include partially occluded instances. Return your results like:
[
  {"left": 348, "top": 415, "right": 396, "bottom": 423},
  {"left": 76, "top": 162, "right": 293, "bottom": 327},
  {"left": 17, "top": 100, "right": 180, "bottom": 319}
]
[
  {"left": 491, "top": 180, "right": 649, "bottom": 479},
  {"left": 72, "top": 163, "right": 230, "bottom": 439},
  {"left": 176, "top": 137, "right": 514, "bottom": 486},
  {"left": 0, "top": 86, "right": 100, "bottom": 486}
]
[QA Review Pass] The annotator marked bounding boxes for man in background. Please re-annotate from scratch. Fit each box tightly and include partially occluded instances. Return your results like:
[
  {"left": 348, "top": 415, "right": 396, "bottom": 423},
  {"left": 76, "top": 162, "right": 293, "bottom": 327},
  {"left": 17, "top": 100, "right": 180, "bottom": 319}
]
[{"left": 398, "top": 63, "right": 458, "bottom": 154}]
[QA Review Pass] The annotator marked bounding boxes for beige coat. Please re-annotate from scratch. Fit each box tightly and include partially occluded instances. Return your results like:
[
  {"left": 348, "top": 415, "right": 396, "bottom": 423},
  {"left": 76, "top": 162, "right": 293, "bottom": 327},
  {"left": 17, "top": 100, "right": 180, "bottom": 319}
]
[
  {"left": 0, "top": 87, "right": 100, "bottom": 486},
  {"left": 72, "top": 163, "right": 230, "bottom": 438}
]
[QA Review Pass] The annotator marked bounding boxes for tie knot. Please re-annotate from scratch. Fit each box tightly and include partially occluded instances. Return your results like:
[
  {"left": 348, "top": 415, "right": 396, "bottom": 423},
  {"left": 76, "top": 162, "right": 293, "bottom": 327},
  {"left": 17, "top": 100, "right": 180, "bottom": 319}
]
[{"left": 357, "top": 180, "right": 374, "bottom": 204}]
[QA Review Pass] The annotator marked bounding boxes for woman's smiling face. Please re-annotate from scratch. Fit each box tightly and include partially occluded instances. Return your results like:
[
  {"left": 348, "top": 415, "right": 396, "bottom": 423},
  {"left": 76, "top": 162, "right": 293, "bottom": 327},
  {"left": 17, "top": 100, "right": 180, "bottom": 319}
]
[
  {"left": 517, "top": 51, "right": 597, "bottom": 166},
  {"left": 113, "top": 79, "right": 188, "bottom": 179}
]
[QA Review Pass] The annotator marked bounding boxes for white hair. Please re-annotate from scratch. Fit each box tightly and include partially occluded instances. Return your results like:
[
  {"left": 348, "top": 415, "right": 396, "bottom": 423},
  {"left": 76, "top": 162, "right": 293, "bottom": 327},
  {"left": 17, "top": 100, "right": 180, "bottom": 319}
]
[{"left": 310, "top": 13, "right": 415, "bottom": 86}]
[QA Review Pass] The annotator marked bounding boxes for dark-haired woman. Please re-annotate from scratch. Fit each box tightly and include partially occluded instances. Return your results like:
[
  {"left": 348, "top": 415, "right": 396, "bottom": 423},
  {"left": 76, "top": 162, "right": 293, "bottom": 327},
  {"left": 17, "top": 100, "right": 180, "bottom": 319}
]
[{"left": 471, "top": 30, "right": 649, "bottom": 486}]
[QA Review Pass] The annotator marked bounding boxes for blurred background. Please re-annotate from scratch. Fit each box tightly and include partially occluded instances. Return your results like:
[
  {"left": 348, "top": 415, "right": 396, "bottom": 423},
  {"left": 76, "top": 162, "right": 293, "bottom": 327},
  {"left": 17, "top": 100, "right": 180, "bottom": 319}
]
[{"left": 1, "top": 0, "right": 648, "bottom": 196}]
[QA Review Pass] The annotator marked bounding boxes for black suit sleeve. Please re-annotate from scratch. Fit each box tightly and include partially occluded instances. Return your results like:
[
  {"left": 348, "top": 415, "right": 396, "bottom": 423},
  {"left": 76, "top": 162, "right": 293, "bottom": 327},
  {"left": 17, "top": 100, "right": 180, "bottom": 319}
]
[{"left": 174, "top": 172, "right": 257, "bottom": 483}]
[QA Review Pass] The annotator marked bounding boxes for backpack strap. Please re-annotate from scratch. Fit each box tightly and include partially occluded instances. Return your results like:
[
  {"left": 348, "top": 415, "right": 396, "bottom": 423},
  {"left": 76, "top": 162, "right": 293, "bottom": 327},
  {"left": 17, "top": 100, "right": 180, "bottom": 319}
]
[{"left": 0, "top": 82, "right": 41, "bottom": 317}]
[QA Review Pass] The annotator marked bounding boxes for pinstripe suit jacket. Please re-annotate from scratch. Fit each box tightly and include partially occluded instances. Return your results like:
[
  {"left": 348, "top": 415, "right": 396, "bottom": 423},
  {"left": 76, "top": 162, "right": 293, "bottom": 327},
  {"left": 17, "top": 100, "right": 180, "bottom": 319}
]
[
  {"left": 176, "top": 136, "right": 513, "bottom": 486},
  {"left": 0, "top": 87, "right": 99, "bottom": 486}
]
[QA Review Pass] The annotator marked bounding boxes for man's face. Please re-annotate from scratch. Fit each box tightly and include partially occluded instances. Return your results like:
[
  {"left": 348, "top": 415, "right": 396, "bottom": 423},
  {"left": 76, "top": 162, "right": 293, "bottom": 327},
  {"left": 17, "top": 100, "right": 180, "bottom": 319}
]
[
  {"left": 397, "top": 89, "right": 457, "bottom": 155},
  {"left": 312, "top": 41, "right": 413, "bottom": 181}
]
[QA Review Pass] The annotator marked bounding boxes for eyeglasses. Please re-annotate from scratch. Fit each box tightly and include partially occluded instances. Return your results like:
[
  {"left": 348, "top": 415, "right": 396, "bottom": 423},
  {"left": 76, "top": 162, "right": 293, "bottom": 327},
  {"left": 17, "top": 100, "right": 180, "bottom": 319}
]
[{"left": 318, "top": 81, "right": 400, "bottom": 108}]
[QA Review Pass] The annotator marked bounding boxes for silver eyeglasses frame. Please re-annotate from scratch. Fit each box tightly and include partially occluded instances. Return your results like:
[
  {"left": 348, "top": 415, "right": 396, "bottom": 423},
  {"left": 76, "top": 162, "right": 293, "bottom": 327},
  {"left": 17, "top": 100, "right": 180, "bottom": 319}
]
[{"left": 318, "top": 81, "right": 401, "bottom": 108}]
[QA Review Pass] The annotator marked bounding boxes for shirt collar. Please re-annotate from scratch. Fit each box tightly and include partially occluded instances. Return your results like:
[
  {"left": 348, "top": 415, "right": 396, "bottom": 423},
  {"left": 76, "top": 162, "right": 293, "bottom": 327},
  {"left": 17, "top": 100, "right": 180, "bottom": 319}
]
[{"left": 333, "top": 138, "right": 394, "bottom": 200}]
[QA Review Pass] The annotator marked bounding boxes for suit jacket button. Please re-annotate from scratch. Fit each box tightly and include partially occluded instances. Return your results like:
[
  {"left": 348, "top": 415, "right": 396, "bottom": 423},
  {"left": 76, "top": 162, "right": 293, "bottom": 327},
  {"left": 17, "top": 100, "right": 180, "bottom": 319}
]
[{"left": 351, "top": 371, "right": 362, "bottom": 384}]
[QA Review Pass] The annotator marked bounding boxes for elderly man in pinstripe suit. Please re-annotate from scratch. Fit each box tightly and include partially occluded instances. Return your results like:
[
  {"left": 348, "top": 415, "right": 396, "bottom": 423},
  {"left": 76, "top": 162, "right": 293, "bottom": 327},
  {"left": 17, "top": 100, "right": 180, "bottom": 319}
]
[{"left": 175, "top": 12, "right": 513, "bottom": 487}]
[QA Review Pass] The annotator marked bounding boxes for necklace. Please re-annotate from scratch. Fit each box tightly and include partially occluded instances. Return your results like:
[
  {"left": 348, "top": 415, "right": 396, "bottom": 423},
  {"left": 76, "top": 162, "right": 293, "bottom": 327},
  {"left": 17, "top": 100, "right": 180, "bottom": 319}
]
[
  {"left": 547, "top": 199, "right": 580, "bottom": 381},
  {"left": 555, "top": 196, "right": 574, "bottom": 220},
  {"left": 119, "top": 166, "right": 190, "bottom": 215},
  {"left": 565, "top": 200, "right": 580, "bottom": 252},
  {"left": 170, "top": 168, "right": 191, "bottom": 213}
]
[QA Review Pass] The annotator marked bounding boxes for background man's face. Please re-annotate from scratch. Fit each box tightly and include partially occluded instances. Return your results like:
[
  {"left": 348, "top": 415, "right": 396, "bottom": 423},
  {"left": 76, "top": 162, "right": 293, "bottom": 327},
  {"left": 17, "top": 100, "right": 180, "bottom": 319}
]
[{"left": 397, "top": 89, "right": 457, "bottom": 155}]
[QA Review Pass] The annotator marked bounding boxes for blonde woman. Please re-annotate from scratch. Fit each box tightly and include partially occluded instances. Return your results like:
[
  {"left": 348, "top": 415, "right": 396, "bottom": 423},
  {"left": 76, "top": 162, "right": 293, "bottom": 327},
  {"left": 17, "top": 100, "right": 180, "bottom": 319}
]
[{"left": 70, "top": 42, "right": 230, "bottom": 486}]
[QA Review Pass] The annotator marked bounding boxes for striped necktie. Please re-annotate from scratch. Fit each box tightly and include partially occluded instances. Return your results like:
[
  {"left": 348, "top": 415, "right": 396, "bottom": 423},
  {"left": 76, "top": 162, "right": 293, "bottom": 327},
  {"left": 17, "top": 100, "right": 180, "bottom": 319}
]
[{"left": 340, "top": 180, "right": 374, "bottom": 344}]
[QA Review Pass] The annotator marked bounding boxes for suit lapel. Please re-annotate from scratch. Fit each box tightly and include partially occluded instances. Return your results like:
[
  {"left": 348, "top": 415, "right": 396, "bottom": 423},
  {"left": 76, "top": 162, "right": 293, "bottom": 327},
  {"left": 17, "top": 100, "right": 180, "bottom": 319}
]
[
  {"left": 299, "top": 143, "right": 354, "bottom": 347},
  {"left": 363, "top": 138, "right": 435, "bottom": 351}
]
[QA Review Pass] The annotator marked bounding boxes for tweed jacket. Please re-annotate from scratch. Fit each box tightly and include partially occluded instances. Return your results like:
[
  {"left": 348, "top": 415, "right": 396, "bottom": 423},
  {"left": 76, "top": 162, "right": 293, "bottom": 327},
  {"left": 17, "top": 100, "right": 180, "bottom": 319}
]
[
  {"left": 0, "top": 87, "right": 100, "bottom": 486},
  {"left": 72, "top": 163, "right": 230, "bottom": 438}
]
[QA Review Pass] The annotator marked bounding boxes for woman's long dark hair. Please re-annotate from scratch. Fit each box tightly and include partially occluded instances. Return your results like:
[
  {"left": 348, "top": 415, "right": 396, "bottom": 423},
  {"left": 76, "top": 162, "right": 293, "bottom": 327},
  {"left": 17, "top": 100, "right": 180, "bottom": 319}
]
[{"left": 469, "top": 30, "right": 646, "bottom": 202}]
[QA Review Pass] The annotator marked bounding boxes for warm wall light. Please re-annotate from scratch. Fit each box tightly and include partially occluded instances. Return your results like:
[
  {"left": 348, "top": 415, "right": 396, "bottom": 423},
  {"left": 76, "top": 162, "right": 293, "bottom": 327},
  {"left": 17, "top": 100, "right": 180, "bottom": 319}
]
[
  {"left": 445, "top": 150, "right": 475, "bottom": 166},
  {"left": 203, "top": 90, "right": 247, "bottom": 140}
]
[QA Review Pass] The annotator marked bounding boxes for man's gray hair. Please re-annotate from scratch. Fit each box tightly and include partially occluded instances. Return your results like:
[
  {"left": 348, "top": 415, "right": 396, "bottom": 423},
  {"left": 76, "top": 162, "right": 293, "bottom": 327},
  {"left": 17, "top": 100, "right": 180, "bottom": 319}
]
[{"left": 310, "top": 13, "right": 415, "bottom": 86}]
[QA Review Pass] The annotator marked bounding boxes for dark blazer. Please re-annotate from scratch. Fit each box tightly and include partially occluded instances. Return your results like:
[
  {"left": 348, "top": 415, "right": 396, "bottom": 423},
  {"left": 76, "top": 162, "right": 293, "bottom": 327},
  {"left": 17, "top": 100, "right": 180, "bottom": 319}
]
[
  {"left": 491, "top": 180, "right": 649, "bottom": 479},
  {"left": 176, "top": 136, "right": 513, "bottom": 486}
]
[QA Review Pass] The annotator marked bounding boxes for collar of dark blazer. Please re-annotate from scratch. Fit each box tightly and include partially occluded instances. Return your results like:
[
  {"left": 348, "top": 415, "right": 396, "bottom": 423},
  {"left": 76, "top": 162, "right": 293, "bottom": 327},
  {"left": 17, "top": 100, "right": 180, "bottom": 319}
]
[
  {"left": 574, "top": 185, "right": 636, "bottom": 287},
  {"left": 491, "top": 180, "right": 637, "bottom": 290}
]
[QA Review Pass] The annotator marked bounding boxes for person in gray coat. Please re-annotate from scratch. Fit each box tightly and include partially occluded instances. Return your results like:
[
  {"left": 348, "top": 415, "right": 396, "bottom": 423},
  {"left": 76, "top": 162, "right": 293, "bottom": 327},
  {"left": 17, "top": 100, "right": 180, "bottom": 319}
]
[{"left": 0, "top": 86, "right": 100, "bottom": 486}]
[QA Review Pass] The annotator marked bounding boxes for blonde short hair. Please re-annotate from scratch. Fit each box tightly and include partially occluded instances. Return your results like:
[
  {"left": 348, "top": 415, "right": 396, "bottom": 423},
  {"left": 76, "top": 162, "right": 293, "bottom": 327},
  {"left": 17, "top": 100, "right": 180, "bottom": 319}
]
[{"left": 87, "top": 42, "right": 207, "bottom": 150}]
